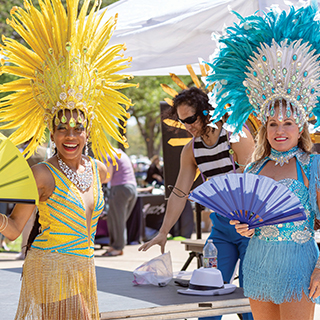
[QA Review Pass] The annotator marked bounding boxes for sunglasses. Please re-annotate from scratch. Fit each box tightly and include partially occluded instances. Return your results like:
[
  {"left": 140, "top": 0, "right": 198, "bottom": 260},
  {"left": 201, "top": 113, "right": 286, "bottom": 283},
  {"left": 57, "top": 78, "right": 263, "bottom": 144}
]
[{"left": 178, "top": 113, "right": 198, "bottom": 125}]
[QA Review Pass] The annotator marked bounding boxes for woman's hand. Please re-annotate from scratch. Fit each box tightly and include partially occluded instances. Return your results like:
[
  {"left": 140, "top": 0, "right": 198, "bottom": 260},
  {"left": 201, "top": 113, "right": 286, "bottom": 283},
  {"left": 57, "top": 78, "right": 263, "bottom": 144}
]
[
  {"left": 230, "top": 220, "right": 254, "bottom": 238},
  {"left": 138, "top": 232, "right": 168, "bottom": 254},
  {"left": 309, "top": 267, "right": 320, "bottom": 300}
]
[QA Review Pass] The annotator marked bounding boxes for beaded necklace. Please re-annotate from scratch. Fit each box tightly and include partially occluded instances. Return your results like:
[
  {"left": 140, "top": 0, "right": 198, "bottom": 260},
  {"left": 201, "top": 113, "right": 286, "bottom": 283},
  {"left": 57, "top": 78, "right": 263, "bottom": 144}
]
[
  {"left": 57, "top": 154, "right": 93, "bottom": 192},
  {"left": 268, "top": 146, "right": 300, "bottom": 166}
]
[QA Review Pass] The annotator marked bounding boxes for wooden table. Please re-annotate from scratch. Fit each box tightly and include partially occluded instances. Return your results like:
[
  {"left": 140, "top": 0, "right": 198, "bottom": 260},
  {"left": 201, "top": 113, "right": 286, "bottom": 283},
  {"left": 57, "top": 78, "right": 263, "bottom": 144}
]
[
  {"left": 180, "top": 239, "right": 206, "bottom": 270},
  {"left": 181, "top": 239, "right": 206, "bottom": 252}
]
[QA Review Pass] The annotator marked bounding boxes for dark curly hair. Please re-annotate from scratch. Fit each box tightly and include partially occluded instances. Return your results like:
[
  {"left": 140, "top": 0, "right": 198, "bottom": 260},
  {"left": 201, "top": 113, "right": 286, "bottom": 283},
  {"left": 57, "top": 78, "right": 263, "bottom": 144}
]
[{"left": 166, "top": 87, "right": 214, "bottom": 136}]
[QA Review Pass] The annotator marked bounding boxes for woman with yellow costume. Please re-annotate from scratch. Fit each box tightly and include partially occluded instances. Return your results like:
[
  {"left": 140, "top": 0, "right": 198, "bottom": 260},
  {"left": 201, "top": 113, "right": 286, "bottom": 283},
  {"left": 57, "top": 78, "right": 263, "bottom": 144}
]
[{"left": 0, "top": 0, "right": 135, "bottom": 318}]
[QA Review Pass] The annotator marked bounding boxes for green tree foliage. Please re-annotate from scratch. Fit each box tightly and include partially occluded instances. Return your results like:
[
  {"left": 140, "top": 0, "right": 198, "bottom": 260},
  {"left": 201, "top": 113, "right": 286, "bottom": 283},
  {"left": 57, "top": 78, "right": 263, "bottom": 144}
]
[
  {"left": 125, "top": 123, "right": 147, "bottom": 157},
  {"left": 0, "top": 0, "right": 22, "bottom": 41},
  {"left": 124, "top": 76, "right": 167, "bottom": 159},
  {"left": 123, "top": 75, "right": 191, "bottom": 159}
]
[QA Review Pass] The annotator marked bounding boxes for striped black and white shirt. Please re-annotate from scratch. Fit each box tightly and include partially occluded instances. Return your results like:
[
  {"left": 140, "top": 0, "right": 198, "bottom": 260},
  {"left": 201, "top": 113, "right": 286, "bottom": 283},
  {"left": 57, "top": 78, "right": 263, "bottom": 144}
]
[{"left": 192, "top": 128, "right": 239, "bottom": 181}]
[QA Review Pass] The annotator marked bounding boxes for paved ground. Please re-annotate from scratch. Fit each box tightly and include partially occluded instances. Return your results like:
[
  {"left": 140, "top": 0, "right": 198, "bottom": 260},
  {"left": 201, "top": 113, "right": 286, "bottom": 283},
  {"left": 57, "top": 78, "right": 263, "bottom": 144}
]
[{"left": 0, "top": 232, "right": 319, "bottom": 319}]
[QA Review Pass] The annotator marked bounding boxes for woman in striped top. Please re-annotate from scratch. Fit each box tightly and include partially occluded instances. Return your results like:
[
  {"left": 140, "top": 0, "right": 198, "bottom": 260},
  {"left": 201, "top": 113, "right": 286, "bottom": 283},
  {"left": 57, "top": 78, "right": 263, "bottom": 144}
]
[{"left": 140, "top": 87, "right": 255, "bottom": 320}]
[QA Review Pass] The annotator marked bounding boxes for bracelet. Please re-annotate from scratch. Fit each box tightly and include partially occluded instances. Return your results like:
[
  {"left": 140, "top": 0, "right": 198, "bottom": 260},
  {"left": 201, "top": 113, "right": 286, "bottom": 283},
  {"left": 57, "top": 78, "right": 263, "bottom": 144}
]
[
  {"left": 316, "top": 257, "right": 320, "bottom": 269},
  {"left": 0, "top": 214, "right": 5, "bottom": 231},
  {"left": 168, "top": 185, "right": 188, "bottom": 198},
  {"left": 0, "top": 214, "right": 8, "bottom": 233}
]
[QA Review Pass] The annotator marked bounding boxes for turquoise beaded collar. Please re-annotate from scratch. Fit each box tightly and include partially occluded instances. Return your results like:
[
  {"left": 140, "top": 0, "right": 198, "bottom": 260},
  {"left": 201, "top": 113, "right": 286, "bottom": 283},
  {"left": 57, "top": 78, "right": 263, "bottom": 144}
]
[{"left": 268, "top": 146, "right": 300, "bottom": 166}]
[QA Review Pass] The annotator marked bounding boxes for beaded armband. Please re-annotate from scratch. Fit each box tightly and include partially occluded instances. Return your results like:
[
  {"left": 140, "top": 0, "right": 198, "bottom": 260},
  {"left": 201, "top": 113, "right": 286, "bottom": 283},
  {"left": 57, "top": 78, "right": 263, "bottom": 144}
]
[{"left": 316, "top": 257, "right": 320, "bottom": 269}]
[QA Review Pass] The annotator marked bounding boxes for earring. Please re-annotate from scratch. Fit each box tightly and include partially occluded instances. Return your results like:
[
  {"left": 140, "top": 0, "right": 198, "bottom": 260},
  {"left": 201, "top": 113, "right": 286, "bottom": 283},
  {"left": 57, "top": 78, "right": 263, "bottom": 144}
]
[
  {"left": 85, "top": 142, "right": 88, "bottom": 156},
  {"left": 51, "top": 141, "right": 56, "bottom": 156}
]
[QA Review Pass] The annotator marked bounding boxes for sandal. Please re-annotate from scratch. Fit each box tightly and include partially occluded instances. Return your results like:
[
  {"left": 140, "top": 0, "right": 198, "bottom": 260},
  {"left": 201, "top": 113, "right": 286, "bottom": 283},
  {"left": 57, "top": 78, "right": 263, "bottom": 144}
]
[{"left": 102, "top": 249, "right": 123, "bottom": 257}]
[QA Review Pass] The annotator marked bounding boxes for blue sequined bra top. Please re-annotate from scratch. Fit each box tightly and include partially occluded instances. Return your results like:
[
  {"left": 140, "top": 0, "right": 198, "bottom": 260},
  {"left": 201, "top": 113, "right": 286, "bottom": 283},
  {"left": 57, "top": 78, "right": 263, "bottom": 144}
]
[{"left": 246, "top": 150, "right": 315, "bottom": 244}]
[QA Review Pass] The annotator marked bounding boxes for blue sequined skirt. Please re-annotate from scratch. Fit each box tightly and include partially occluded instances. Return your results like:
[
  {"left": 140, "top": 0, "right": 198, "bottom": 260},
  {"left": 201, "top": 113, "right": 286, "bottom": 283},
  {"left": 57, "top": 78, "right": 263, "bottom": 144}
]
[{"left": 243, "top": 237, "right": 320, "bottom": 304}]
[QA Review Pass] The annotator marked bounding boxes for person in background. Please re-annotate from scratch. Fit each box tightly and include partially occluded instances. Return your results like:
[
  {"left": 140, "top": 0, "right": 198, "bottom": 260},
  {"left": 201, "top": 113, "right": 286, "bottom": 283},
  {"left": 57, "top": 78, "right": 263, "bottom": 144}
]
[
  {"left": 139, "top": 86, "right": 255, "bottom": 320},
  {"left": 102, "top": 148, "right": 137, "bottom": 257},
  {"left": 145, "top": 154, "right": 164, "bottom": 186}
]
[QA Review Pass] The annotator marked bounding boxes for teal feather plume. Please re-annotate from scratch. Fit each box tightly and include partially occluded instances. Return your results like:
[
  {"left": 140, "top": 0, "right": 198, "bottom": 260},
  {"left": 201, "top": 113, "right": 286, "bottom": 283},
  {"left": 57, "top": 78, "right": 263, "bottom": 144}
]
[{"left": 206, "top": 2, "right": 320, "bottom": 133}]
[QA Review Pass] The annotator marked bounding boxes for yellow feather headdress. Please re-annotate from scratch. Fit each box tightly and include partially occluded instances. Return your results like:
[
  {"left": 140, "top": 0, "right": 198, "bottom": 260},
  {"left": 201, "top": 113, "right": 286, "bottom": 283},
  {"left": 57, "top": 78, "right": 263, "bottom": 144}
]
[{"left": 0, "top": 0, "right": 135, "bottom": 164}]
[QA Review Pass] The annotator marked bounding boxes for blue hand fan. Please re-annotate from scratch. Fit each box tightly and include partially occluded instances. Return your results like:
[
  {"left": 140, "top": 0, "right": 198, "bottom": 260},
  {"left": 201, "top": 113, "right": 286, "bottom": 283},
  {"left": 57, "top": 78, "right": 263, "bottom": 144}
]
[{"left": 188, "top": 173, "right": 306, "bottom": 229}]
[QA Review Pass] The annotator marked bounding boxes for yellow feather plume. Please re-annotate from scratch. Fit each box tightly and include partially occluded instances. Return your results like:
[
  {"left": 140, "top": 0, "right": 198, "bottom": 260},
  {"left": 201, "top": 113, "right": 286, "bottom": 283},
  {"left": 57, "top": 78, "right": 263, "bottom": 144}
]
[
  {"left": 169, "top": 73, "right": 188, "bottom": 90},
  {"left": 0, "top": 0, "right": 135, "bottom": 165},
  {"left": 186, "top": 64, "right": 201, "bottom": 88},
  {"left": 160, "top": 84, "right": 178, "bottom": 98}
]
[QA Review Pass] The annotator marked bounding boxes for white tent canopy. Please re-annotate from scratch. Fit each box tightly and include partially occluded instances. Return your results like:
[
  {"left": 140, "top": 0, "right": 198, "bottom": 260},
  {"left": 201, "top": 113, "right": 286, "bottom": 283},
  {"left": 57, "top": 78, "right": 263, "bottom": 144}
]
[{"left": 98, "top": 0, "right": 310, "bottom": 75}]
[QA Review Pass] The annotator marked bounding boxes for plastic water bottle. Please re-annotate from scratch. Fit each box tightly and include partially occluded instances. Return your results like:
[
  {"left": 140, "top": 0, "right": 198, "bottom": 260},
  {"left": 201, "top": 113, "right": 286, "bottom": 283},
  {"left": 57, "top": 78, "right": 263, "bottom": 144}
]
[{"left": 203, "top": 239, "right": 218, "bottom": 268}]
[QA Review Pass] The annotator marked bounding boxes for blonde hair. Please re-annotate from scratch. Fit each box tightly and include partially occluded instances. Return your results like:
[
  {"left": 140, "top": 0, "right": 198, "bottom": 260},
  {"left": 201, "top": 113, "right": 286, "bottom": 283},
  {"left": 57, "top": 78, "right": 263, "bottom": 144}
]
[{"left": 252, "top": 121, "right": 313, "bottom": 162}]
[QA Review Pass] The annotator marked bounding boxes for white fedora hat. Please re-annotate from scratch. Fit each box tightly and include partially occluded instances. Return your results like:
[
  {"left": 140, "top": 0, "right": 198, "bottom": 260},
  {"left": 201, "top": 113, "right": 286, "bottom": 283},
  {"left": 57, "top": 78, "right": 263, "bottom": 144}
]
[{"left": 177, "top": 268, "right": 236, "bottom": 296}]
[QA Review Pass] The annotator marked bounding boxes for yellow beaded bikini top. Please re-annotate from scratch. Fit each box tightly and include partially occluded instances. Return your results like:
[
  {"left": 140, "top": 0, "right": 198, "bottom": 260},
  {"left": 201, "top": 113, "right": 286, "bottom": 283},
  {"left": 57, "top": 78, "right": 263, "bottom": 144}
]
[{"left": 32, "top": 157, "right": 104, "bottom": 258}]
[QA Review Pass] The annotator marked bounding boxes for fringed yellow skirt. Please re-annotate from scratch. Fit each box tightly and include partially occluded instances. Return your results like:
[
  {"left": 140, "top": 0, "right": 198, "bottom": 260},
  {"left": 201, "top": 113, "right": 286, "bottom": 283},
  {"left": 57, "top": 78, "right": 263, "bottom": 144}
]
[{"left": 15, "top": 248, "right": 99, "bottom": 320}]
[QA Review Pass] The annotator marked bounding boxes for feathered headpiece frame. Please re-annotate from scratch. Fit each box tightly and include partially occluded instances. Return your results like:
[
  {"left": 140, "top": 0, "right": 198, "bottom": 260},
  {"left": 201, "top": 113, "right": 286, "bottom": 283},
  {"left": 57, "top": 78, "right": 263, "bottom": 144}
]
[
  {"left": 0, "top": 0, "right": 136, "bottom": 164},
  {"left": 160, "top": 63, "right": 220, "bottom": 129},
  {"left": 206, "top": 1, "right": 320, "bottom": 135},
  {"left": 160, "top": 63, "right": 213, "bottom": 106}
]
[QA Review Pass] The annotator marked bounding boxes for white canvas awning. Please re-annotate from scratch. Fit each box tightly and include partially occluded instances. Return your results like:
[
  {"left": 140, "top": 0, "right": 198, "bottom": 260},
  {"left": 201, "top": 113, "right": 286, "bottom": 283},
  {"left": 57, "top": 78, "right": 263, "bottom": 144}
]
[{"left": 97, "top": 0, "right": 311, "bottom": 75}]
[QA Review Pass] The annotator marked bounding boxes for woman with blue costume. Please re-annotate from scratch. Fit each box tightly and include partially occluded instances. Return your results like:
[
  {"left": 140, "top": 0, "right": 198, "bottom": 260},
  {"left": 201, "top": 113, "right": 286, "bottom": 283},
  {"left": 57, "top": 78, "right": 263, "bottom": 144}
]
[{"left": 206, "top": 0, "right": 320, "bottom": 319}]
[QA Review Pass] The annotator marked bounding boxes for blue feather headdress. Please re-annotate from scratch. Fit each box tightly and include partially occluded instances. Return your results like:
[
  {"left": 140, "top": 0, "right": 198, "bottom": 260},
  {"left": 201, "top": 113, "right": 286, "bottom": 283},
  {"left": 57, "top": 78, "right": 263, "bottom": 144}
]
[{"left": 206, "top": 1, "right": 320, "bottom": 135}]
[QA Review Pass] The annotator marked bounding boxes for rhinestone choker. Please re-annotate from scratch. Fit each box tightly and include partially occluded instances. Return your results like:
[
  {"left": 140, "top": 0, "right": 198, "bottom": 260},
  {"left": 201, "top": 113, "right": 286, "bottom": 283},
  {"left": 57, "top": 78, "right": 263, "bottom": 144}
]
[
  {"left": 268, "top": 146, "right": 300, "bottom": 166},
  {"left": 57, "top": 154, "right": 93, "bottom": 192}
]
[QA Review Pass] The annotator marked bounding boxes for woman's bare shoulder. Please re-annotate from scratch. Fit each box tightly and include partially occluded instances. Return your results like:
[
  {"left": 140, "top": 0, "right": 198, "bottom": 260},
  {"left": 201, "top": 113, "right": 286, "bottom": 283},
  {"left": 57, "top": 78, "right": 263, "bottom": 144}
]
[
  {"left": 94, "top": 158, "right": 110, "bottom": 184},
  {"left": 181, "top": 139, "right": 198, "bottom": 169},
  {"left": 31, "top": 162, "right": 55, "bottom": 200},
  {"left": 182, "top": 138, "right": 194, "bottom": 155}
]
